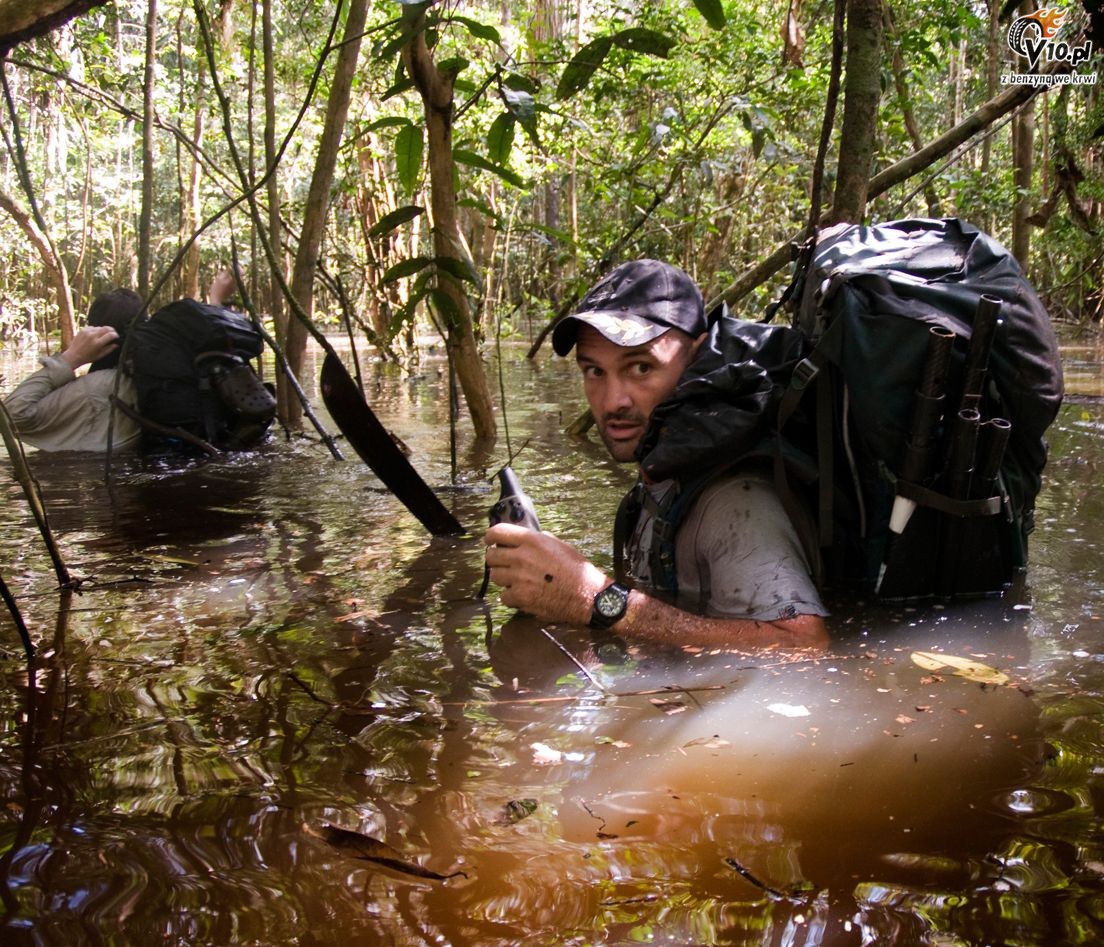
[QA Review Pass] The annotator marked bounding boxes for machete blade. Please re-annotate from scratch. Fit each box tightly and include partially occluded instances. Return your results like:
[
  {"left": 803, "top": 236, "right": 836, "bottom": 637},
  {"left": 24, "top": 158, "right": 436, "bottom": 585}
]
[{"left": 320, "top": 352, "right": 465, "bottom": 537}]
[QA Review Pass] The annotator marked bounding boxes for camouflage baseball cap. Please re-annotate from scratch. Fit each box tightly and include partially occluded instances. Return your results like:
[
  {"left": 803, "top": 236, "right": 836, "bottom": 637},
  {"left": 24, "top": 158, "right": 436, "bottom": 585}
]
[{"left": 552, "top": 259, "right": 706, "bottom": 357}]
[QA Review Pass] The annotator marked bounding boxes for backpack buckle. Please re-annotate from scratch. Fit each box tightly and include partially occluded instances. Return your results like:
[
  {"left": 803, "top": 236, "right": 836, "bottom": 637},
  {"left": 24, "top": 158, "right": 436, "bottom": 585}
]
[{"left": 791, "top": 357, "right": 820, "bottom": 391}]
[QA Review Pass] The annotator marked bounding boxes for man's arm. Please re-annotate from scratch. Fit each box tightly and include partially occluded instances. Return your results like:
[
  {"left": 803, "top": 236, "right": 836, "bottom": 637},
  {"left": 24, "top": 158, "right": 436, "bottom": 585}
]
[
  {"left": 484, "top": 523, "right": 828, "bottom": 650},
  {"left": 4, "top": 326, "right": 121, "bottom": 434}
]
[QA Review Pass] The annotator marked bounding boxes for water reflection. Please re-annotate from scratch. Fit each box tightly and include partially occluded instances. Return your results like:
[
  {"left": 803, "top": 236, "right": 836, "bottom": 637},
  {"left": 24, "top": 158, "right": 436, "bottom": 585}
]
[{"left": 0, "top": 343, "right": 1102, "bottom": 944}]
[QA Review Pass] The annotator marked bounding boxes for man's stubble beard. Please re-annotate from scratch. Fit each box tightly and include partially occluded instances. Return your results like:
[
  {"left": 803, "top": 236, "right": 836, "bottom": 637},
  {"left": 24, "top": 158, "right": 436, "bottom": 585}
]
[{"left": 597, "top": 410, "right": 648, "bottom": 463}]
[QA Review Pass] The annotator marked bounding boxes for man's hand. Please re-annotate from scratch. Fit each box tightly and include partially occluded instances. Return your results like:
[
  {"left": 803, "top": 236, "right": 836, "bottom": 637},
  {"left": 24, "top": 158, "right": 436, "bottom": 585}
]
[
  {"left": 484, "top": 523, "right": 609, "bottom": 625},
  {"left": 207, "top": 268, "right": 237, "bottom": 306},
  {"left": 59, "top": 325, "right": 121, "bottom": 372}
]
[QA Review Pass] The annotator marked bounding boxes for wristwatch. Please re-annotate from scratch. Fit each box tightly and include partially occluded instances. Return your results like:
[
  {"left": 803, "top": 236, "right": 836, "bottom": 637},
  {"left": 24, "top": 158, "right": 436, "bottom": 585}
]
[{"left": 589, "top": 582, "right": 630, "bottom": 629}]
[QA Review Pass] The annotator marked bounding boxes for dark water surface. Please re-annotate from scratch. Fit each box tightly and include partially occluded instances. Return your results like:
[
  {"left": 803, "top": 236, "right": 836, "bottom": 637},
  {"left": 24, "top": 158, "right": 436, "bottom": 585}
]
[{"left": 1, "top": 339, "right": 1103, "bottom": 946}]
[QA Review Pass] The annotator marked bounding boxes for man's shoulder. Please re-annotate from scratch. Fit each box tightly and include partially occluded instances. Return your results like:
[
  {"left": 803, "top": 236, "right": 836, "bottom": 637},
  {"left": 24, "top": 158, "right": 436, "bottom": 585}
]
[{"left": 686, "top": 466, "right": 780, "bottom": 510}]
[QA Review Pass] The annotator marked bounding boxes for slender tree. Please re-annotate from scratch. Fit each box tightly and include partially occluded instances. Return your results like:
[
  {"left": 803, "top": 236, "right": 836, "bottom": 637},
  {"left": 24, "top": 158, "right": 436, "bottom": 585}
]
[
  {"left": 831, "top": 0, "right": 884, "bottom": 223},
  {"left": 401, "top": 4, "right": 497, "bottom": 442},
  {"left": 283, "top": 0, "right": 370, "bottom": 428}
]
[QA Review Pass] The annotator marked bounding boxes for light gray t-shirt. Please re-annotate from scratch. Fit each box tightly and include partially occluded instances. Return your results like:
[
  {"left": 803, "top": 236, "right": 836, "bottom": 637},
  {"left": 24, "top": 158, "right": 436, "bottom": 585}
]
[{"left": 626, "top": 472, "right": 828, "bottom": 622}]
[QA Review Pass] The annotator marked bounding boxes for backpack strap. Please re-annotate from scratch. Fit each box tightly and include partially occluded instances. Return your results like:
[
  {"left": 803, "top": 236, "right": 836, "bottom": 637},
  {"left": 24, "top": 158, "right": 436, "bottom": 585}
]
[
  {"left": 612, "top": 469, "right": 726, "bottom": 602},
  {"left": 613, "top": 482, "right": 643, "bottom": 583},
  {"left": 774, "top": 348, "right": 830, "bottom": 585}
]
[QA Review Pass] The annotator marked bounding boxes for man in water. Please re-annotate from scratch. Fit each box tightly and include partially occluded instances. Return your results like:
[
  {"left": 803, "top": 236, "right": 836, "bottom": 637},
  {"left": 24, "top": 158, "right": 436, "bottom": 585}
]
[
  {"left": 4, "top": 270, "right": 243, "bottom": 453},
  {"left": 4, "top": 288, "right": 144, "bottom": 452},
  {"left": 483, "top": 260, "right": 828, "bottom": 649}
]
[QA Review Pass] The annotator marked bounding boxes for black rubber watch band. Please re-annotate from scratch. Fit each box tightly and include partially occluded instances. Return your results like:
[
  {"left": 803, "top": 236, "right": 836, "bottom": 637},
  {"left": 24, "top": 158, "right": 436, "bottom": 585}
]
[{"left": 589, "top": 582, "right": 630, "bottom": 629}]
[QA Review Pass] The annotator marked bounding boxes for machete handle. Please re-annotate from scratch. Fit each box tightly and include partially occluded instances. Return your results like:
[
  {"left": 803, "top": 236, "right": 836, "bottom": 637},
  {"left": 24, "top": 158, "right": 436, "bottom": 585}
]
[{"left": 488, "top": 465, "right": 541, "bottom": 532}]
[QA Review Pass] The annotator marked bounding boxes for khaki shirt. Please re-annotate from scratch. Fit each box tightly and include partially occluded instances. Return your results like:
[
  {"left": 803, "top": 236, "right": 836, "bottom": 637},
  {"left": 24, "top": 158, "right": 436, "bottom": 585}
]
[{"left": 3, "top": 356, "right": 141, "bottom": 452}]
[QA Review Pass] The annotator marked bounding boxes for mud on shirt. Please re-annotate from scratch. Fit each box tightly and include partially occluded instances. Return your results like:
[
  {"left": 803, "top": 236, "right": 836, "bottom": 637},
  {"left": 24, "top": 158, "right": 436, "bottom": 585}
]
[{"left": 626, "top": 472, "right": 828, "bottom": 622}]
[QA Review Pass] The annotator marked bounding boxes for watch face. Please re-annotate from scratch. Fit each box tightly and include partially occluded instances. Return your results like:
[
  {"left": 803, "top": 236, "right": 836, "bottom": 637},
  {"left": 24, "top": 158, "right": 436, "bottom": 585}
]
[{"left": 595, "top": 586, "right": 626, "bottom": 618}]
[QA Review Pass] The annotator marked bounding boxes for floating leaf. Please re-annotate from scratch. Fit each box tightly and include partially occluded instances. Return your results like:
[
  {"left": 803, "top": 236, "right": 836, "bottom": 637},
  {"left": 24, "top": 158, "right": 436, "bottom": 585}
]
[
  {"left": 682, "top": 735, "right": 731, "bottom": 749},
  {"left": 767, "top": 703, "right": 810, "bottom": 718},
  {"left": 315, "top": 824, "right": 466, "bottom": 880},
  {"left": 650, "top": 697, "right": 687, "bottom": 715},
  {"left": 910, "top": 651, "right": 1009, "bottom": 686},
  {"left": 497, "top": 798, "right": 538, "bottom": 825}
]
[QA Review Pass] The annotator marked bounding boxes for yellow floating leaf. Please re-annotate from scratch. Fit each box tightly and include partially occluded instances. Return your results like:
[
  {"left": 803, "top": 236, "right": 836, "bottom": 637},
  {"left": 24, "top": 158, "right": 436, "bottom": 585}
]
[{"left": 910, "top": 651, "right": 1009, "bottom": 686}]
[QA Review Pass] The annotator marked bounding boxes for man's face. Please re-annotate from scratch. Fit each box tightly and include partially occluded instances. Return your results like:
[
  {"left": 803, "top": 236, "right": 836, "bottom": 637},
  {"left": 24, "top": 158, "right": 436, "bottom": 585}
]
[{"left": 575, "top": 325, "right": 703, "bottom": 462}]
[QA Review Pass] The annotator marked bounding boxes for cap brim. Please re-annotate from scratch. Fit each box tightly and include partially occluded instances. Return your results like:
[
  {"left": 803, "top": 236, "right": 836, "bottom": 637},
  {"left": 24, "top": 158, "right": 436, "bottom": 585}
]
[{"left": 551, "top": 310, "right": 670, "bottom": 356}]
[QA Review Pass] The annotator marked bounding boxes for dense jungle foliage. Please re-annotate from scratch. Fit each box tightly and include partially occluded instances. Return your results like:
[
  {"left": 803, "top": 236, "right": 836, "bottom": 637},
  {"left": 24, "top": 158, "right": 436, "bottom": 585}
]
[{"left": 0, "top": 0, "right": 1101, "bottom": 422}]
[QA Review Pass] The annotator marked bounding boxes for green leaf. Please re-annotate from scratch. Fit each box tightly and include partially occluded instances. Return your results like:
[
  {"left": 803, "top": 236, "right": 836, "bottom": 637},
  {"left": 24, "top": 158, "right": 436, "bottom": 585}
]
[
  {"left": 486, "top": 113, "right": 516, "bottom": 165},
  {"left": 381, "top": 256, "right": 433, "bottom": 284},
  {"left": 556, "top": 35, "right": 613, "bottom": 99},
  {"left": 458, "top": 197, "right": 502, "bottom": 225},
  {"left": 452, "top": 15, "right": 501, "bottom": 43},
  {"left": 364, "top": 116, "right": 411, "bottom": 133},
  {"left": 435, "top": 255, "right": 482, "bottom": 290},
  {"left": 427, "top": 287, "right": 463, "bottom": 327},
  {"left": 437, "top": 56, "right": 469, "bottom": 76},
  {"left": 395, "top": 124, "right": 424, "bottom": 196},
  {"left": 367, "top": 205, "right": 424, "bottom": 239},
  {"left": 692, "top": 0, "right": 726, "bottom": 30},
  {"left": 453, "top": 148, "right": 525, "bottom": 188},
  {"left": 501, "top": 88, "right": 536, "bottom": 124},
  {"left": 611, "top": 27, "right": 677, "bottom": 58},
  {"left": 382, "top": 78, "right": 415, "bottom": 101},
  {"left": 503, "top": 73, "right": 539, "bottom": 94}
]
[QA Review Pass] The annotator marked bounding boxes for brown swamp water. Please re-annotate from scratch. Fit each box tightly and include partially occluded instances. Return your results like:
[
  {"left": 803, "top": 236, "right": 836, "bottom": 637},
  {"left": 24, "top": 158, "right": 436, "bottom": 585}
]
[{"left": 0, "top": 336, "right": 1102, "bottom": 946}]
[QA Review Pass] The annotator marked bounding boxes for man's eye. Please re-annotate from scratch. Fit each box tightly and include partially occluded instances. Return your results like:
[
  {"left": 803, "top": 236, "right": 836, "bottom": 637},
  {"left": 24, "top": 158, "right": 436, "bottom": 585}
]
[
  {"left": 581, "top": 365, "right": 603, "bottom": 379},
  {"left": 629, "top": 362, "right": 653, "bottom": 376}
]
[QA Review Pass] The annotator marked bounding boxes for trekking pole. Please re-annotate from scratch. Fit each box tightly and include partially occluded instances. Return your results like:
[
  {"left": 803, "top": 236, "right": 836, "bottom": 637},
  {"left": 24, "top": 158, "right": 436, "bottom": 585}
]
[
  {"left": 936, "top": 407, "right": 982, "bottom": 596},
  {"left": 898, "top": 326, "right": 955, "bottom": 490},
  {"left": 972, "top": 418, "right": 1012, "bottom": 501},
  {"left": 876, "top": 326, "right": 955, "bottom": 594},
  {"left": 945, "top": 408, "right": 982, "bottom": 501},
  {"left": 959, "top": 295, "right": 1002, "bottom": 413}
]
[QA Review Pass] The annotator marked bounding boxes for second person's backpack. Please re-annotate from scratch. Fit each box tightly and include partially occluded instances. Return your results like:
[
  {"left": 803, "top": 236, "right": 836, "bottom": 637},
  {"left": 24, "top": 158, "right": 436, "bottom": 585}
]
[{"left": 125, "top": 299, "right": 277, "bottom": 452}]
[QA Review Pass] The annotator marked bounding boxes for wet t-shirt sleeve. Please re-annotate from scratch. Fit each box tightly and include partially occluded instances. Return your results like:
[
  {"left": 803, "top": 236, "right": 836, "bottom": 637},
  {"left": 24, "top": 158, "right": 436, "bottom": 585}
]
[{"left": 675, "top": 474, "right": 828, "bottom": 622}]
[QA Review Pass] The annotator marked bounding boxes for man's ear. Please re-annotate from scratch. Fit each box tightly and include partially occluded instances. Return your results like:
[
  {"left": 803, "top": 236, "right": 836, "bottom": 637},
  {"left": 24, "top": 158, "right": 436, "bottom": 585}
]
[{"left": 690, "top": 332, "right": 708, "bottom": 356}]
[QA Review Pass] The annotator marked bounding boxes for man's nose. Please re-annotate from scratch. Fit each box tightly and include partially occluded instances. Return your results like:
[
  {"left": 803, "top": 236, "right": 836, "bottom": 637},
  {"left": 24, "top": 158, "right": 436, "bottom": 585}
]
[{"left": 601, "top": 376, "right": 634, "bottom": 414}]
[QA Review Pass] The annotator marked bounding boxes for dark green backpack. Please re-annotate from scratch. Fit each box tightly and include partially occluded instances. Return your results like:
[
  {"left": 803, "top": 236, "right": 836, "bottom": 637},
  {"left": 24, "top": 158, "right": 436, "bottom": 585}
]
[
  {"left": 126, "top": 299, "right": 277, "bottom": 452},
  {"left": 620, "top": 218, "right": 1064, "bottom": 601}
]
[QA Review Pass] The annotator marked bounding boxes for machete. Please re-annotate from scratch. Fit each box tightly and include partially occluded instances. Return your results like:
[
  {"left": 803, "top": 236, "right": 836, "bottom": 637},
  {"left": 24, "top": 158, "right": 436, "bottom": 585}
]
[{"left": 320, "top": 352, "right": 465, "bottom": 537}]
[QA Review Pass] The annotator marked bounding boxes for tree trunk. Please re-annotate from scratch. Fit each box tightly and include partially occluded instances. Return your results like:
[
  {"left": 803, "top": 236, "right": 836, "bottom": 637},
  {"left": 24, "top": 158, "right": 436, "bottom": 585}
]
[
  {"left": 137, "top": 0, "right": 156, "bottom": 300},
  {"left": 0, "top": 189, "right": 75, "bottom": 343},
  {"left": 1012, "top": 102, "right": 1035, "bottom": 267},
  {"left": 283, "top": 0, "right": 369, "bottom": 428},
  {"left": 883, "top": 3, "right": 939, "bottom": 217},
  {"left": 830, "top": 0, "right": 883, "bottom": 224},
  {"left": 979, "top": 0, "right": 1000, "bottom": 232},
  {"left": 402, "top": 13, "right": 497, "bottom": 442},
  {"left": 261, "top": 0, "right": 287, "bottom": 405},
  {"left": 0, "top": 0, "right": 106, "bottom": 52},
  {"left": 709, "top": 76, "right": 1052, "bottom": 312},
  {"left": 179, "top": 78, "right": 204, "bottom": 300}
]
